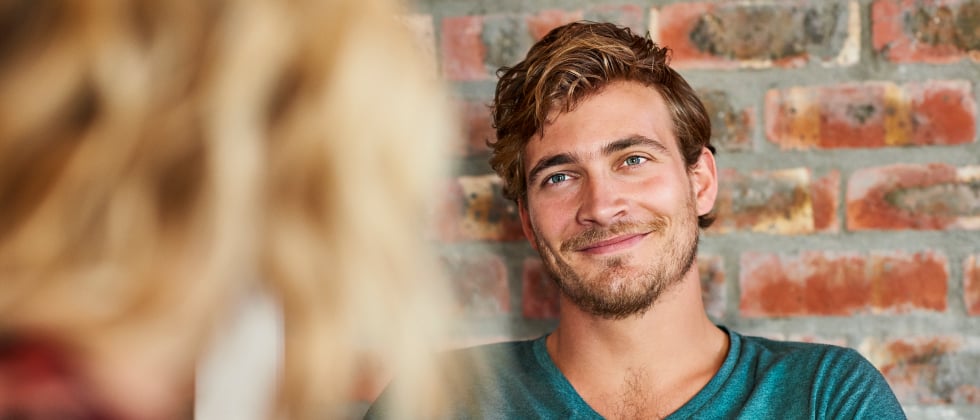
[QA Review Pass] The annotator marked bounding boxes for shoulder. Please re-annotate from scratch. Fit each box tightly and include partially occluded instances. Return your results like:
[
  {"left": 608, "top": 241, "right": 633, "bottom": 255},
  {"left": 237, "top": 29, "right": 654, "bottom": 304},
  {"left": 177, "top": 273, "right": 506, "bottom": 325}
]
[
  {"left": 732, "top": 332, "right": 905, "bottom": 418},
  {"left": 736, "top": 332, "right": 882, "bottom": 385},
  {"left": 738, "top": 333, "right": 861, "bottom": 366}
]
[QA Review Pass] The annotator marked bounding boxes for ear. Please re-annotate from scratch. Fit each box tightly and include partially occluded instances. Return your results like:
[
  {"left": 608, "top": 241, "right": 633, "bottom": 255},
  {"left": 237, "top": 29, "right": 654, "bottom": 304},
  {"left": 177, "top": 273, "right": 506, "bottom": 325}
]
[
  {"left": 689, "top": 147, "right": 718, "bottom": 217},
  {"left": 517, "top": 198, "right": 538, "bottom": 251}
]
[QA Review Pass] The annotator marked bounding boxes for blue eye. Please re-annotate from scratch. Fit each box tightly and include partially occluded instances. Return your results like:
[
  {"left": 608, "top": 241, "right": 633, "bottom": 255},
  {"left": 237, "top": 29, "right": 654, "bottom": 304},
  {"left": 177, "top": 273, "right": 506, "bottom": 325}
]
[
  {"left": 546, "top": 173, "right": 567, "bottom": 184},
  {"left": 625, "top": 156, "right": 646, "bottom": 166}
]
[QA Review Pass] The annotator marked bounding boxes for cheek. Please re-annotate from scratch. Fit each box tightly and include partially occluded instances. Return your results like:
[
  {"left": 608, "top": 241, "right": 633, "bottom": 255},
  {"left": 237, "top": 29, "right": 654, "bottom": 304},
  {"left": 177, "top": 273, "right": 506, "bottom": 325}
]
[
  {"left": 530, "top": 212, "right": 579, "bottom": 252},
  {"left": 529, "top": 191, "right": 578, "bottom": 222},
  {"left": 531, "top": 212, "right": 565, "bottom": 242},
  {"left": 634, "top": 175, "right": 684, "bottom": 203}
]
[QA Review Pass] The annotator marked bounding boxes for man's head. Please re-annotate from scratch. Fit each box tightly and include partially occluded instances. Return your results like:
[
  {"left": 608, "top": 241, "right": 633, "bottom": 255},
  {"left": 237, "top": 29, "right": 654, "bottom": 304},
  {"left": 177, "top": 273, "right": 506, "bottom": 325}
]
[
  {"left": 489, "top": 22, "right": 718, "bottom": 319},
  {"left": 490, "top": 21, "right": 715, "bottom": 228}
]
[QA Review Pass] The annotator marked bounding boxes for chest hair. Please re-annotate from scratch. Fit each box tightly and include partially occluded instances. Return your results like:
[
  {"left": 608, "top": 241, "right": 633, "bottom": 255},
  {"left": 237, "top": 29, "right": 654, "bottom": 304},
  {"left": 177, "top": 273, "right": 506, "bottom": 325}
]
[{"left": 610, "top": 368, "right": 663, "bottom": 420}]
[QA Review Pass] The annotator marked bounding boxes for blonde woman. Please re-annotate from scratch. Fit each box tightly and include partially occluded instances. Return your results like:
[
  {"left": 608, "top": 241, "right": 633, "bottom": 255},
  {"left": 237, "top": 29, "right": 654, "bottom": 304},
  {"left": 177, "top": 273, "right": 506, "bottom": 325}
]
[{"left": 0, "top": 0, "right": 454, "bottom": 418}]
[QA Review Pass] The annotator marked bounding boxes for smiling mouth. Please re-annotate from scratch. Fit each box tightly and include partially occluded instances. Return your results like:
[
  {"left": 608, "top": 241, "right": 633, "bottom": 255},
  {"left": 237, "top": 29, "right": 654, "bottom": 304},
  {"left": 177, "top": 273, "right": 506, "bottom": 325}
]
[
  {"left": 578, "top": 233, "right": 649, "bottom": 254},
  {"left": 560, "top": 219, "right": 667, "bottom": 254}
]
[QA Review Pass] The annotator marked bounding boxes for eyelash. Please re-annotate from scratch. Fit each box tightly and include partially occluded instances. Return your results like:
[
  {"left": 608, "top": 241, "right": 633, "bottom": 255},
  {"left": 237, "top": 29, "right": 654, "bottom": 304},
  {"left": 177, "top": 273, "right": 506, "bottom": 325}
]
[
  {"left": 545, "top": 173, "right": 568, "bottom": 185},
  {"left": 624, "top": 155, "right": 647, "bottom": 166}
]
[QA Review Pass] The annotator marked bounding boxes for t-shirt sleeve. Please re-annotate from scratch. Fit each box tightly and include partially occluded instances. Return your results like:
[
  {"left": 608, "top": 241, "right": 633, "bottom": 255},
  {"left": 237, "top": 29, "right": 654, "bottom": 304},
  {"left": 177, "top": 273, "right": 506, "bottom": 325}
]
[{"left": 816, "top": 348, "right": 906, "bottom": 419}]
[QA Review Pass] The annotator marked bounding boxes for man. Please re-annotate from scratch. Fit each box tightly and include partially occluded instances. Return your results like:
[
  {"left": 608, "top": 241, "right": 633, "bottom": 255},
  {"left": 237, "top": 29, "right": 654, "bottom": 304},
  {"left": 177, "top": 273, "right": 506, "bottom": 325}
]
[{"left": 368, "top": 21, "right": 905, "bottom": 419}]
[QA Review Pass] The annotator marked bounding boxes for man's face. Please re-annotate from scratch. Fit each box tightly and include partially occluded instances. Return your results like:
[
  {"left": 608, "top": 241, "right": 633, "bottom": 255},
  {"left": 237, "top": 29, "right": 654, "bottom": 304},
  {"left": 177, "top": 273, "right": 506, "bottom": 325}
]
[{"left": 519, "top": 81, "right": 717, "bottom": 320}]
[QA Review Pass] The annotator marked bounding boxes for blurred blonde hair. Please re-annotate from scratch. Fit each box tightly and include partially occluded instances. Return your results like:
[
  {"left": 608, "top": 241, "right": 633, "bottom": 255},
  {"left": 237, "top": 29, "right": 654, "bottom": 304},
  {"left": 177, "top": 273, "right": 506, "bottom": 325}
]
[{"left": 0, "top": 0, "right": 453, "bottom": 418}]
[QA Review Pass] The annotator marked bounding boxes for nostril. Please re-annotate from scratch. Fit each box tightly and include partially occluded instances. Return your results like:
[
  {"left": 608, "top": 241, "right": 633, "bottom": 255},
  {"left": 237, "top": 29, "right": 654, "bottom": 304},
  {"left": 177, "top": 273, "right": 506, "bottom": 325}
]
[{"left": 576, "top": 181, "right": 628, "bottom": 226}]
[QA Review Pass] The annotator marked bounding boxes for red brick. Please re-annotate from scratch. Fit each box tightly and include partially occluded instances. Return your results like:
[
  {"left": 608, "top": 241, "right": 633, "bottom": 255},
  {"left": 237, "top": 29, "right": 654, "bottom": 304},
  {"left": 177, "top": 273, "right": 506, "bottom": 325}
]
[
  {"left": 966, "top": 255, "right": 980, "bottom": 315},
  {"left": 698, "top": 89, "right": 755, "bottom": 152},
  {"left": 526, "top": 9, "right": 583, "bottom": 41},
  {"left": 863, "top": 336, "right": 980, "bottom": 404},
  {"left": 698, "top": 254, "right": 726, "bottom": 321},
  {"left": 655, "top": 2, "right": 710, "bottom": 61},
  {"left": 442, "top": 252, "right": 510, "bottom": 316},
  {"left": 521, "top": 257, "right": 559, "bottom": 319},
  {"left": 907, "top": 80, "right": 978, "bottom": 144},
  {"left": 872, "top": 0, "right": 980, "bottom": 64},
  {"left": 455, "top": 99, "right": 494, "bottom": 157},
  {"left": 433, "top": 175, "right": 524, "bottom": 242},
  {"left": 740, "top": 251, "right": 865, "bottom": 317},
  {"left": 812, "top": 170, "right": 841, "bottom": 232},
  {"left": 739, "top": 251, "right": 948, "bottom": 317},
  {"left": 765, "top": 80, "right": 976, "bottom": 149},
  {"left": 847, "top": 164, "right": 980, "bottom": 231},
  {"left": 441, "top": 16, "right": 488, "bottom": 81},
  {"left": 657, "top": 2, "right": 858, "bottom": 69},
  {"left": 713, "top": 168, "right": 837, "bottom": 234},
  {"left": 869, "top": 251, "right": 948, "bottom": 311}
]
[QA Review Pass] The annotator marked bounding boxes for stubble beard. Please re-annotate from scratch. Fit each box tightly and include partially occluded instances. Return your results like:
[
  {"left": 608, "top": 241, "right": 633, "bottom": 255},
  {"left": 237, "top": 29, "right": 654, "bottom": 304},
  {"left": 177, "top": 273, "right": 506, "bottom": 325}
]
[{"left": 535, "top": 200, "right": 700, "bottom": 320}]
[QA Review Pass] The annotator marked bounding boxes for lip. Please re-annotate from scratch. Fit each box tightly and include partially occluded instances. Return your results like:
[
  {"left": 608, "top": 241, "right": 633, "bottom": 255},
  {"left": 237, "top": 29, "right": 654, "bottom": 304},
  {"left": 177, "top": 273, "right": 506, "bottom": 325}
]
[{"left": 578, "top": 233, "right": 649, "bottom": 255}]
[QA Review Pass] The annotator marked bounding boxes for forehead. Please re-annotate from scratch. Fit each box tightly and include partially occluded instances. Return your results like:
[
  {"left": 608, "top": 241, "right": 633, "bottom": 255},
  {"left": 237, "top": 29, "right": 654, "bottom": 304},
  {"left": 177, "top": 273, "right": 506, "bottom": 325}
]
[{"left": 526, "top": 81, "right": 677, "bottom": 163}]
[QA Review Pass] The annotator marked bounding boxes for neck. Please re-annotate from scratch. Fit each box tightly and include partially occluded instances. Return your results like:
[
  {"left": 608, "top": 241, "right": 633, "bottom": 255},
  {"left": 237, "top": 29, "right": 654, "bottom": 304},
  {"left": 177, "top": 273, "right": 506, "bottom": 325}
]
[{"left": 546, "top": 268, "right": 728, "bottom": 418}]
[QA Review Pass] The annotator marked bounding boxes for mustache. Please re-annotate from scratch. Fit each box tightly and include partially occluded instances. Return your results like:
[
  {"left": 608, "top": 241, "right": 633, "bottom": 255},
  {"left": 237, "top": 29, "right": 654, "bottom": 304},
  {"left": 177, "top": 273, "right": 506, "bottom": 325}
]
[{"left": 560, "top": 217, "right": 668, "bottom": 253}]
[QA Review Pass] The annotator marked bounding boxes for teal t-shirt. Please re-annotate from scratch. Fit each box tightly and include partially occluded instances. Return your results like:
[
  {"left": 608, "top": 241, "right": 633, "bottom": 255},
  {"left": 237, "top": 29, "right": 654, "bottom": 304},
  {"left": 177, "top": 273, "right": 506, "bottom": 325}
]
[{"left": 366, "top": 326, "right": 906, "bottom": 419}]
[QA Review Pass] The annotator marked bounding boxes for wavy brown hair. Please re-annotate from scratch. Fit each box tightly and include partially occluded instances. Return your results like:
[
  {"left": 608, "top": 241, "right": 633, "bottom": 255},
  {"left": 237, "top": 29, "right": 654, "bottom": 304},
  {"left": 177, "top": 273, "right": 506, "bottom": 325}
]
[
  {"left": 489, "top": 21, "right": 716, "bottom": 228},
  {"left": 0, "top": 0, "right": 454, "bottom": 418}
]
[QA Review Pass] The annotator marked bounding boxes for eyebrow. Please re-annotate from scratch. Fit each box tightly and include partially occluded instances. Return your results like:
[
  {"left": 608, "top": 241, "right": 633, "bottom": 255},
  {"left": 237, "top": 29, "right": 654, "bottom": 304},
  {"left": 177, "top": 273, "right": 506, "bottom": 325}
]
[
  {"left": 526, "top": 135, "right": 670, "bottom": 185},
  {"left": 527, "top": 153, "right": 578, "bottom": 185},
  {"left": 603, "top": 135, "right": 669, "bottom": 155}
]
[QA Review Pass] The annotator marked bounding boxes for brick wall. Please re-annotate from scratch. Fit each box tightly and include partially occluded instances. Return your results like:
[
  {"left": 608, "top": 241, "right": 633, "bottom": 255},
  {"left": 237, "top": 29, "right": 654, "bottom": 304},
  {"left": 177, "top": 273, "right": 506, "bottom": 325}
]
[{"left": 378, "top": 1, "right": 980, "bottom": 418}]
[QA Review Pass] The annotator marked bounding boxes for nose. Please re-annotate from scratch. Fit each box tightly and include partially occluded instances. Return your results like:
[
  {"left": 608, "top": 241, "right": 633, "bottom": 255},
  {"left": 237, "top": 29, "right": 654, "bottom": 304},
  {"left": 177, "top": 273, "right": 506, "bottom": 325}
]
[{"left": 576, "top": 173, "right": 628, "bottom": 226}]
